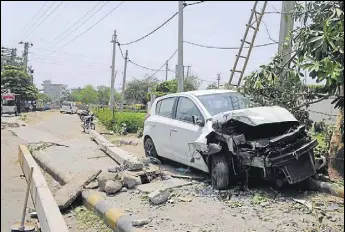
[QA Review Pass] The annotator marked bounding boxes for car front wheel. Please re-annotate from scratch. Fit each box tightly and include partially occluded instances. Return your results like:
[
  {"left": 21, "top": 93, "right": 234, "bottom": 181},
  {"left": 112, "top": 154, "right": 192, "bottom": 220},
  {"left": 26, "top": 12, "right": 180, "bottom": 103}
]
[
  {"left": 144, "top": 137, "right": 160, "bottom": 161},
  {"left": 211, "top": 155, "right": 230, "bottom": 190}
]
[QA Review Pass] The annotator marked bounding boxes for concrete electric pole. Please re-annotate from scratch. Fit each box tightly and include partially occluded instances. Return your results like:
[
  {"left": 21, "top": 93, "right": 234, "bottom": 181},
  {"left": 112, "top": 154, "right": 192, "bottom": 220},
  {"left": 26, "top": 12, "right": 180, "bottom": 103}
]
[
  {"left": 19, "top": 41, "right": 33, "bottom": 73},
  {"left": 110, "top": 30, "right": 117, "bottom": 110},
  {"left": 120, "top": 50, "right": 128, "bottom": 111},
  {"left": 165, "top": 60, "right": 169, "bottom": 81},
  {"left": 217, "top": 73, "right": 221, "bottom": 89},
  {"left": 278, "top": 1, "right": 295, "bottom": 65},
  {"left": 177, "top": 1, "right": 184, "bottom": 92}
]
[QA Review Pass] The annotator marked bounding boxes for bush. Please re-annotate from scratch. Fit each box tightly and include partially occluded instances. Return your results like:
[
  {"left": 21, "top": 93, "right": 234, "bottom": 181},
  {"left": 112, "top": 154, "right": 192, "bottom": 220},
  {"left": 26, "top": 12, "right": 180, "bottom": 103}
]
[{"left": 93, "top": 108, "right": 145, "bottom": 134}]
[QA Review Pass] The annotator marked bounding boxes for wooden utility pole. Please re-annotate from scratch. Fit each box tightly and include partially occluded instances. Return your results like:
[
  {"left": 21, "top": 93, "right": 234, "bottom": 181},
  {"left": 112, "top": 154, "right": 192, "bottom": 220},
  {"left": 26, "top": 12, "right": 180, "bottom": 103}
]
[{"left": 120, "top": 50, "right": 128, "bottom": 111}]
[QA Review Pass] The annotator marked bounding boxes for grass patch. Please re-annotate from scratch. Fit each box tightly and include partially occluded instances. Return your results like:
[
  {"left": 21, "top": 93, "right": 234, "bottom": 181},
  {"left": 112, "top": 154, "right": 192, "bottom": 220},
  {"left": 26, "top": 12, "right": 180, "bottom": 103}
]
[
  {"left": 74, "top": 206, "right": 112, "bottom": 232},
  {"left": 251, "top": 193, "right": 270, "bottom": 205}
]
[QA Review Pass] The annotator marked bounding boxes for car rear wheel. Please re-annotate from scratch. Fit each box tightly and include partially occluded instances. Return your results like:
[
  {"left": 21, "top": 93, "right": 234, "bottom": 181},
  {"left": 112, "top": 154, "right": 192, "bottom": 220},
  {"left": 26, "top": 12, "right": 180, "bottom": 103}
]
[
  {"left": 144, "top": 137, "right": 160, "bottom": 161},
  {"left": 211, "top": 155, "right": 230, "bottom": 190}
]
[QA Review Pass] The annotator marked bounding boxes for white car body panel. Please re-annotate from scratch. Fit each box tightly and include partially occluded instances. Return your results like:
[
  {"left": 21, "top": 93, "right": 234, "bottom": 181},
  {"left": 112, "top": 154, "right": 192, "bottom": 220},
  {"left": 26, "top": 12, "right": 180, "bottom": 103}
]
[
  {"left": 143, "top": 89, "right": 298, "bottom": 174},
  {"left": 60, "top": 102, "right": 77, "bottom": 114}
]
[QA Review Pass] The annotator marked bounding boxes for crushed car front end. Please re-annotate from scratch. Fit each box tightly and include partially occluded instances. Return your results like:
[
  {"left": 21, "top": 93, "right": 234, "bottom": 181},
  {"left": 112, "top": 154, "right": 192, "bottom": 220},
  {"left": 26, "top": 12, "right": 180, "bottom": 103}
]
[{"left": 193, "top": 106, "right": 318, "bottom": 186}]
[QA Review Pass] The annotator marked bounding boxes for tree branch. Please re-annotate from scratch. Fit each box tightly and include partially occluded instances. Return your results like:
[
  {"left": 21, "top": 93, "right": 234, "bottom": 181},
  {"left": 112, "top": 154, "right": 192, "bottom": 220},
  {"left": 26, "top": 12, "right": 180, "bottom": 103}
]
[{"left": 292, "top": 94, "right": 331, "bottom": 110}]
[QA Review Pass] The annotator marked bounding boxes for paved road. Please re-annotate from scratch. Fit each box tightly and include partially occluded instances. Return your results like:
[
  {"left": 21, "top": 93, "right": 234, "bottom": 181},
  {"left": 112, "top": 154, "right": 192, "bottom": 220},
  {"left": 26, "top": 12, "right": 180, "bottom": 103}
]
[
  {"left": 10, "top": 112, "right": 117, "bottom": 175},
  {"left": 1, "top": 128, "right": 34, "bottom": 231}
]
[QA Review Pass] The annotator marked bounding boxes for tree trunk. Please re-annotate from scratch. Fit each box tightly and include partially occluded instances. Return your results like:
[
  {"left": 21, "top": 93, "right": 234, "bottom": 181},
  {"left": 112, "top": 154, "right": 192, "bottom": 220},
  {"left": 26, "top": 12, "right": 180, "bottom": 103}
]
[{"left": 328, "top": 85, "right": 344, "bottom": 179}]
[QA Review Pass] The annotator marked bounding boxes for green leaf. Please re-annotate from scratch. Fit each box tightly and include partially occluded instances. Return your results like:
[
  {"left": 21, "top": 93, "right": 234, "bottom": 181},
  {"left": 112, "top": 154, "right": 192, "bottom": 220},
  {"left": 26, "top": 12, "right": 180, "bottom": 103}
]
[{"left": 308, "top": 35, "right": 324, "bottom": 44}]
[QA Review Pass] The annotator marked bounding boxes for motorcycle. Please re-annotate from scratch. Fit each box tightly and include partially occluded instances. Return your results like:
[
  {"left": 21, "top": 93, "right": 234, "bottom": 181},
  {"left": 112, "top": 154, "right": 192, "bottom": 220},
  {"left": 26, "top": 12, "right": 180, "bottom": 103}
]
[
  {"left": 78, "top": 109, "right": 90, "bottom": 121},
  {"left": 82, "top": 115, "right": 95, "bottom": 134}
]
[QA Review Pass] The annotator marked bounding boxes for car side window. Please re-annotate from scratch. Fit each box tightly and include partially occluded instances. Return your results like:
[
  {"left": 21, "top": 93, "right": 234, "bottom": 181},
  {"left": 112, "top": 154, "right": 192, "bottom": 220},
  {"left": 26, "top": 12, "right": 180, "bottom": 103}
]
[
  {"left": 175, "top": 97, "right": 203, "bottom": 123},
  {"left": 156, "top": 97, "right": 175, "bottom": 118}
]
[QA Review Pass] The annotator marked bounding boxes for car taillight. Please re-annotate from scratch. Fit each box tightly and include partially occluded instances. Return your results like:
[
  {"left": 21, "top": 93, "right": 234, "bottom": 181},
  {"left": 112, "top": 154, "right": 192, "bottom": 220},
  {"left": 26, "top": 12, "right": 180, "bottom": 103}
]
[{"left": 145, "top": 113, "right": 151, "bottom": 121}]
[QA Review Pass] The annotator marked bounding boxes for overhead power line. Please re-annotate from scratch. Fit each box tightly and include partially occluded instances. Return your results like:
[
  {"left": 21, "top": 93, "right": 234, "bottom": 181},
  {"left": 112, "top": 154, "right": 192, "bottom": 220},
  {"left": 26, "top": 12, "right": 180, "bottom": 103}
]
[
  {"left": 8, "top": 1, "right": 48, "bottom": 45},
  {"left": 119, "top": 1, "right": 207, "bottom": 46},
  {"left": 43, "top": 1, "right": 125, "bottom": 57},
  {"left": 119, "top": 12, "right": 178, "bottom": 46},
  {"left": 148, "top": 49, "right": 178, "bottom": 78},
  {"left": 184, "top": 40, "right": 277, "bottom": 49},
  {"left": 47, "top": 2, "right": 109, "bottom": 48},
  {"left": 26, "top": 1, "right": 64, "bottom": 39}
]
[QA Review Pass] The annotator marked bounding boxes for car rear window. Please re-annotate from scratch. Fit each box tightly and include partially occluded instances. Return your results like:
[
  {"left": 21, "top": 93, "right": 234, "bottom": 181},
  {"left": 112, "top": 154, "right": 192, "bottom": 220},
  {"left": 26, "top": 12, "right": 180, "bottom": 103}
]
[{"left": 156, "top": 97, "right": 175, "bottom": 118}]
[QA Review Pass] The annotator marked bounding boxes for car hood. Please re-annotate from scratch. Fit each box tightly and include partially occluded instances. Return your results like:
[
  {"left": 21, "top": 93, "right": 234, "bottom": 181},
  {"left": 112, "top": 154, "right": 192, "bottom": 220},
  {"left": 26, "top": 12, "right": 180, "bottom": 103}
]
[{"left": 212, "top": 106, "right": 297, "bottom": 127}]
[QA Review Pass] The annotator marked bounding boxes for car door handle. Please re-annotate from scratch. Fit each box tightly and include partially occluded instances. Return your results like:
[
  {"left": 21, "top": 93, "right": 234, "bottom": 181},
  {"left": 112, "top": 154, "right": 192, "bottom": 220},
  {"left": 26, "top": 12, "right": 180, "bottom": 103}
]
[
  {"left": 150, "top": 124, "right": 156, "bottom": 127},
  {"left": 170, "top": 128, "right": 177, "bottom": 132}
]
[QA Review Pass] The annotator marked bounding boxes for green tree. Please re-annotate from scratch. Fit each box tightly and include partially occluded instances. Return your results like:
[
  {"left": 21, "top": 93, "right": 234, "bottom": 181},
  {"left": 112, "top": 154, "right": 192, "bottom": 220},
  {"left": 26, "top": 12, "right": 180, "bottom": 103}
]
[
  {"left": 79, "top": 85, "right": 98, "bottom": 104},
  {"left": 125, "top": 77, "right": 159, "bottom": 105},
  {"left": 154, "top": 75, "right": 201, "bottom": 96},
  {"left": 37, "top": 93, "right": 51, "bottom": 103},
  {"left": 96, "top": 85, "right": 121, "bottom": 105},
  {"left": 1, "top": 65, "right": 38, "bottom": 100},
  {"left": 241, "top": 1, "right": 344, "bottom": 174}
]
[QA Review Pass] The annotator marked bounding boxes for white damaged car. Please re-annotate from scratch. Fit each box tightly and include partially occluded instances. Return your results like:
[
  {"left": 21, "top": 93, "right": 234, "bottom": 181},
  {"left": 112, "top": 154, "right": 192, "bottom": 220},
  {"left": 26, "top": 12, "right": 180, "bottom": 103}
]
[{"left": 143, "top": 89, "right": 318, "bottom": 189}]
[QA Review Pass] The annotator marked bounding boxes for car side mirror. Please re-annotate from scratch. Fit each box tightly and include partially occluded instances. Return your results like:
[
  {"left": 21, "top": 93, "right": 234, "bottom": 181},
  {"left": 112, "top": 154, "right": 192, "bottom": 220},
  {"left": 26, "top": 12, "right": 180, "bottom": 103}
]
[{"left": 192, "top": 115, "right": 204, "bottom": 127}]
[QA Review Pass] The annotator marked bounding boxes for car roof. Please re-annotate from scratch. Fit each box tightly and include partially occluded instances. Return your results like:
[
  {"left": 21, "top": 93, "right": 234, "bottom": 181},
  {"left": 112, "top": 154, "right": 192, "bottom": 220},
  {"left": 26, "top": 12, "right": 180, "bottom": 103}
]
[{"left": 160, "top": 89, "right": 239, "bottom": 98}]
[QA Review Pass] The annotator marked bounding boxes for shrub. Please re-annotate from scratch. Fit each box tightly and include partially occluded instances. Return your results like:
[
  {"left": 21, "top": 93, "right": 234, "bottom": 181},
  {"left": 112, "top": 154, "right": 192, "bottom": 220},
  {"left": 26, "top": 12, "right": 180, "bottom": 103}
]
[{"left": 93, "top": 108, "right": 145, "bottom": 134}]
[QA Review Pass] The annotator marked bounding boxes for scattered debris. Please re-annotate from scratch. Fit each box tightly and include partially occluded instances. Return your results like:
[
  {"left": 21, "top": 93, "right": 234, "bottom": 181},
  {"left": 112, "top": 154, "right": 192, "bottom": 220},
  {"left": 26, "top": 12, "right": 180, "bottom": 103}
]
[
  {"left": 292, "top": 198, "right": 313, "bottom": 211},
  {"left": 137, "top": 178, "right": 192, "bottom": 194},
  {"left": 148, "top": 189, "right": 170, "bottom": 205},
  {"left": 28, "top": 141, "right": 69, "bottom": 152},
  {"left": 54, "top": 170, "right": 101, "bottom": 210},
  {"left": 132, "top": 218, "right": 151, "bottom": 227},
  {"left": 176, "top": 167, "right": 191, "bottom": 174},
  {"left": 104, "top": 180, "right": 123, "bottom": 195},
  {"left": 122, "top": 171, "right": 142, "bottom": 189},
  {"left": 97, "top": 173, "right": 121, "bottom": 192},
  {"left": 85, "top": 181, "right": 99, "bottom": 189},
  {"left": 178, "top": 196, "right": 193, "bottom": 202}
]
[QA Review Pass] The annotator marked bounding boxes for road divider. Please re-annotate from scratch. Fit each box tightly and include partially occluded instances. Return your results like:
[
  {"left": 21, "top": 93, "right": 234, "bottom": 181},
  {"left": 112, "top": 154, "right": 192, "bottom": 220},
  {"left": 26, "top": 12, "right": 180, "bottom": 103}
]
[
  {"left": 18, "top": 145, "right": 69, "bottom": 232},
  {"left": 90, "top": 130, "right": 144, "bottom": 171},
  {"left": 82, "top": 190, "right": 144, "bottom": 232}
]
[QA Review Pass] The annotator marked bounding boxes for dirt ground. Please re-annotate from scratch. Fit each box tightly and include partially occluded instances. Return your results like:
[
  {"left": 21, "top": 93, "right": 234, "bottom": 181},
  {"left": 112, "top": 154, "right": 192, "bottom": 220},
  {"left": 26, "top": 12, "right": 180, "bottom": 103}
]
[
  {"left": 95, "top": 116, "right": 344, "bottom": 232},
  {"left": 4, "top": 111, "right": 344, "bottom": 232}
]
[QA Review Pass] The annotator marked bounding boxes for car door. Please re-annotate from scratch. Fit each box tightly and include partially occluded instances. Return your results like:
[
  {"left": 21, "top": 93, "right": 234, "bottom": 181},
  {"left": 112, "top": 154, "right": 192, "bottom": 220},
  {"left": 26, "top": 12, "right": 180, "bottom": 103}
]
[
  {"left": 147, "top": 97, "right": 176, "bottom": 159},
  {"left": 169, "top": 96, "right": 209, "bottom": 172}
]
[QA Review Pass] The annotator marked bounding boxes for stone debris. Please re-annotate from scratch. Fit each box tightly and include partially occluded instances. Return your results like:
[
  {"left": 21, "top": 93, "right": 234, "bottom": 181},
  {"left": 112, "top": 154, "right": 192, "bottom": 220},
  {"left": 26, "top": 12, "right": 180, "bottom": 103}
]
[
  {"left": 148, "top": 189, "right": 170, "bottom": 205},
  {"left": 97, "top": 172, "right": 121, "bottom": 191},
  {"left": 124, "top": 158, "right": 144, "bottom": 171},
  {"left": 132, "top": 218, "right": 151, "bottom": 227},
  {"left": 104, "top": 180, "right": 123, "bottom": 195},
  {"left": 122, "top": 171, "right": 142, "bottom": 189},
  {"left": 85, "top": 180, "right": 99, "bottom": 189}
]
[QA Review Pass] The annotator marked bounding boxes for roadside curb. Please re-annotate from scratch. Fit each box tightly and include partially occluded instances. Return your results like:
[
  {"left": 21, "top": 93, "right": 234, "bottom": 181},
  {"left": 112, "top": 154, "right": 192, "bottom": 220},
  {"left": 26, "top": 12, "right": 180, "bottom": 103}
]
[
  {"left": 90, "top": 130, "right": 144, "bottom": 171},
  {"left": 82, "top": 190, "right": 145, "bottom": 232},
  {"left": 31, "top": 149, "right": 146, "bottom": 231},
  {"left": 18, "top": 145, "right": 69, "bottom": 232}
]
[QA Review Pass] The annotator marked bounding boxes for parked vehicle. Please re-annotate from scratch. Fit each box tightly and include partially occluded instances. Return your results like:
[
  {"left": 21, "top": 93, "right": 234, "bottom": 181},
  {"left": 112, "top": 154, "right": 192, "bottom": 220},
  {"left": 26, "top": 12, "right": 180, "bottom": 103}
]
[
  {"left": 82, "top": 114, "right": 95, "bottom": 133},
  {"left": 60, "top": 101, "right": 77, "bottom": 114},
  {"left": 1, "top": 92, "right": 18, "bottom": 116},
  {"left": 143, "top": 89, "right": 318, "bottom": 190}
]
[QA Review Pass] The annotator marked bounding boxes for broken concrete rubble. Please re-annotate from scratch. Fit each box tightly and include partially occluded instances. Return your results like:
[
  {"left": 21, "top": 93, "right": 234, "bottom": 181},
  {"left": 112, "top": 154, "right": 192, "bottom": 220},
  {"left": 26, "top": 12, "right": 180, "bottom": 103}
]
[
  {"left": 122, "top": 171, "right": 141, "bottom": 189},
  {"left": 148, "top": 189, "right": 170, "bottom": 205},
  {"left": 104, "top": 180, "right": 123, "bottom": 195},
  {"left": 97, "top": 172, "right": 121, "bottom": 191}
]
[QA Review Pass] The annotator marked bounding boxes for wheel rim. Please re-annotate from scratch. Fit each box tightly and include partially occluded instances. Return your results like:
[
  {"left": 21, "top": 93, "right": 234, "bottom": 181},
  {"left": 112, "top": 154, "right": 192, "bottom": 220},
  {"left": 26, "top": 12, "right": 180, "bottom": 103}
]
[{"left": 145, "top": 141, "right": 154, "bottom": 157}]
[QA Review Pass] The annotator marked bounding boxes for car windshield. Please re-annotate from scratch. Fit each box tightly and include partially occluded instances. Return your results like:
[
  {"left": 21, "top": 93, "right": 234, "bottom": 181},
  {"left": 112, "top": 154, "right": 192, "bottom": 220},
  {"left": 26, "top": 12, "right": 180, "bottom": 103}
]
[{"left": 197, "top": 92, "right": 259, "bottom": 116}]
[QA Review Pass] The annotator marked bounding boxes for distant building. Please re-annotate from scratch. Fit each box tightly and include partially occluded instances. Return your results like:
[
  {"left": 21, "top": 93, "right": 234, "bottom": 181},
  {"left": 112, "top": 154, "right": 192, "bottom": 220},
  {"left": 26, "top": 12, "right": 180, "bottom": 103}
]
[{"left": 41, "top": 80, "right": 67, "bottom": 101}]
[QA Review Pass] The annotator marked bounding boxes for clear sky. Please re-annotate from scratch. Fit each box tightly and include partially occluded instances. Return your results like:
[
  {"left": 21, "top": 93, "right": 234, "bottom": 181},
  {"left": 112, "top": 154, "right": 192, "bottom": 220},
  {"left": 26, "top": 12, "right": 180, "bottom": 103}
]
[{"left": 1, "top": 1, "right": 310, "bottom": 91}]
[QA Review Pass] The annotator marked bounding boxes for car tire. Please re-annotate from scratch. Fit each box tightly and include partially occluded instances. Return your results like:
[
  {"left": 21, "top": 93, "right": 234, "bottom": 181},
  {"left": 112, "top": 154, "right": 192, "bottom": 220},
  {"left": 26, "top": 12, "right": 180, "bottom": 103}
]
[
  {"left": 211, "top": 155, "right": 230, "bottom": 190},
  {"left": 144, "top": 137, "right": 160, "bottom": 161}
]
